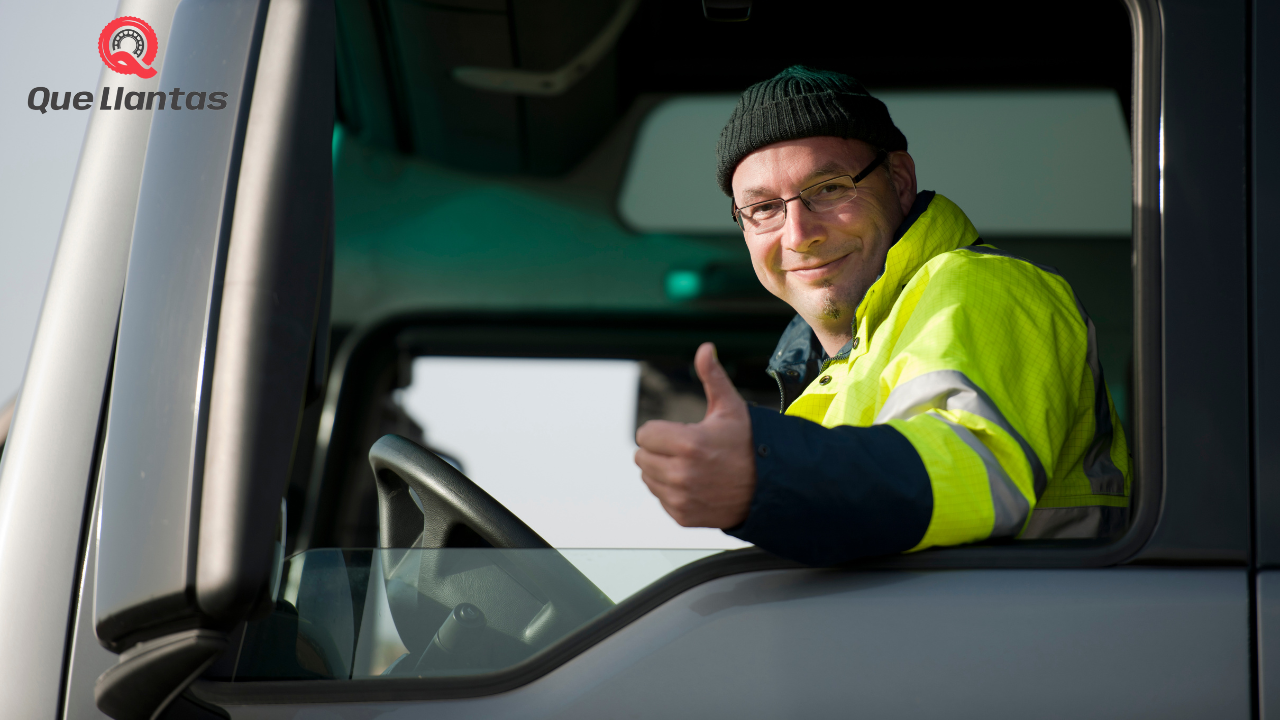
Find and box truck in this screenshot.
[0,0,1274,717]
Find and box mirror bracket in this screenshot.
[95,630,229,720]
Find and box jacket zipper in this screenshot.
[768,369,786,413]
[819,347,851,374]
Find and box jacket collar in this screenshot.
[854,191,977,331]
[765,191,979,409]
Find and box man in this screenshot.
[633,66,1131,565]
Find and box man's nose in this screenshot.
[780,199,825,253]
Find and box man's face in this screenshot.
[732,137,914,334]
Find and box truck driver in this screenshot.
[633,66,1131,565]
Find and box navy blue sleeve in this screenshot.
[725,406,933,566]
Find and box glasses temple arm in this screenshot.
[851,149,889,184]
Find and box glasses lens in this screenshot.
[740,200,787,233]
[802,177,856,212]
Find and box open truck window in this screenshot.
[201,0,1154,691]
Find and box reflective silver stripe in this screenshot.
[1079,311,1126,495]
[962,244,1125,496]
[1021,505,1129,540]
[875,369,1047,500]
[933,415,1030,538]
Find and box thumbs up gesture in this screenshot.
[635,342,756,529]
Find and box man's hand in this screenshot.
[635,342,756,529]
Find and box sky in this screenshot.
[0,0,117,405]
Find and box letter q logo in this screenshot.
[99,17,159,79]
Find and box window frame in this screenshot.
[195,0,1165,703]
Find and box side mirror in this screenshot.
[91,0,334,717]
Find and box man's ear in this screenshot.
[887,150,918,218]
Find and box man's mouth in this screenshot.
[786,253,850,282]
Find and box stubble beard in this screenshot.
[817,282,844,320]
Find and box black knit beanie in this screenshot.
[715,65,908,196]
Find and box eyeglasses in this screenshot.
[730,150,888,233]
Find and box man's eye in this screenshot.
[749,201,785,218]
[815,182,848,197]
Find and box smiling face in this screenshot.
[732,137,917,352]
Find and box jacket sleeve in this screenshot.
[871,250,1088,551]
[724,406,933,566]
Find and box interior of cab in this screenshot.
[216,0,1140,683]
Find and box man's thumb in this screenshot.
[695,342,738,417]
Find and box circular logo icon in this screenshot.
[99,17,159,79]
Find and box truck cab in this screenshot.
[1,0,1275,717]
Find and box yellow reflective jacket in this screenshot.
[779,192,1130,549]
[729,191,1130,563]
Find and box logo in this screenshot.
[99,17,158,79]
[26,15,229,116]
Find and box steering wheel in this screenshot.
[368,434,613,674]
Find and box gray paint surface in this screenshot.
[225,568,1249,720]
[94,0,265,631]
[1260,572,1280,720]
[1134,0,1251,561]
[1253,0,1280,567]
[0,0,180,715]
[63,483,118,720]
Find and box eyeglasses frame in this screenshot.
[730,149,890,232]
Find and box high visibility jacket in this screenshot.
[727,191,1130,564]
